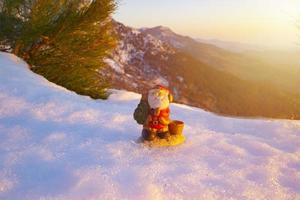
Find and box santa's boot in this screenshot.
[142,129,156,141]
[157,131,170,140]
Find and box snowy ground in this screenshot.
[0,52,300,200]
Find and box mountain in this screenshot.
[1,52,300,200]
[104,21,300,120]
[141,25,244,70]
[244,49,300,94]
[142,25,300,96]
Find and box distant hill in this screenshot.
[195,38,263,53]
[103,21,300,120]
[143,26,300,96]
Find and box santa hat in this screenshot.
[152,85,173,102]
[155,85,169,92]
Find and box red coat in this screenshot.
[148,108,170,130]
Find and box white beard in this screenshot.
[148,89,170,109]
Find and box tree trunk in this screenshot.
[13,42,22,56]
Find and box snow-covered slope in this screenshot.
[0,52,300,200]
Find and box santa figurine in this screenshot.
[134,85,185,145]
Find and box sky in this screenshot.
[114,0,300,50]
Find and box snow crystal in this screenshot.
[0,52,300,200]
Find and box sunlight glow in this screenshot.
[114,0,300,49]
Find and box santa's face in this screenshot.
[148,88,170,109]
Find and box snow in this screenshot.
[118,43,134,63]
[104,58,125,74]
[144,34,165,51]
[0,52,300,200]
[177,76,184,83]
[131,29,141,35]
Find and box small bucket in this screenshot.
[169,120,184,135]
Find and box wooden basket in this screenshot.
[169,120,184,135]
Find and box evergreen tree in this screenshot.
[0,0,116,99]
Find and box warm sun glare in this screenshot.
[115,0,300,49]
